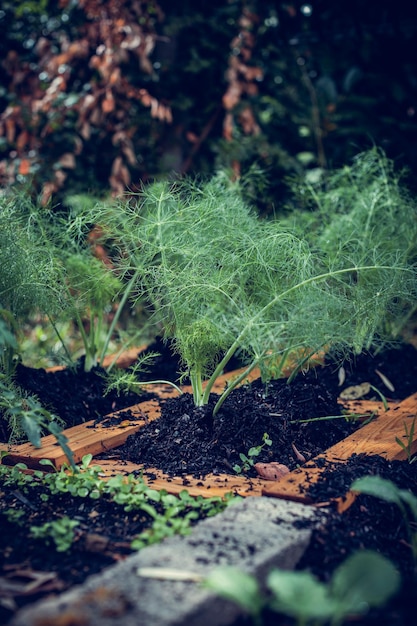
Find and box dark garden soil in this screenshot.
[0,485,154,623]
[1,341,417,624]
[100,341,417,478]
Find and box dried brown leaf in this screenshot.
[254,462,290,481]
[58,153,76,169]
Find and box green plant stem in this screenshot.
[190,367,205,406]
[46,314,73,365]
[98,269,141,367]
[288,413,375,424]
[212,358,262,416]
[286,346,323,384]
[131,379,183,395]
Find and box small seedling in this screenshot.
[233,433,272,474]
[3,507,26,525]
[395,418,417,464]
[204,550,400,626]
[1,455,238,551]
[105,352,182,398]
[30,516,80,552]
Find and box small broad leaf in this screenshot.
[39,458,57,469]
[398,489,417,521]
[331,550,400,614]
[20,415,41,448]
[204,566,263,616]
[81,453,93,468]
[267,569,337,620]
[351,475,403,507]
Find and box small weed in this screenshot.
[30,516,80,552]
[3,507,25,525]
[395,418,417,464]
[233,433,272,474]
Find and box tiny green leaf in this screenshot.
[267,569,337,620]
[204,566,263,617]
[331,551,401,615]
[351,475,403,507]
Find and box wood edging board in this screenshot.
[0,391,399,502]
[45,344,149,372]
[0,367,263,470]
[261,392,417,505]
[92,459,268,498]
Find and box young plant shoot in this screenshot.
[85,152,417,414]
[0,193,64,377]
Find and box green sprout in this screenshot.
[233,433,272,474]
[30,516,80,552]
[395,418,417,464]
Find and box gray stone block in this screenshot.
[10,497,324,626]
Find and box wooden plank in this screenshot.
[93,459,266,498]
[1,399,162,469]
[46,344,149,372]
[0,365,263,470]
[262,393,417,503]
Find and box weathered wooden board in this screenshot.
[0,399,161,469]
[0,367,262,470]
[45,344,149,373]
[2,358,413,503]
[93,459,266,498]
[261,392,417,503]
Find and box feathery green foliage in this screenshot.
[58,195,156,371]
[0,192,63,374]
[285,147,417,338]
[0,193,76,459]
[19,194,145,372]
[82,157,416,414]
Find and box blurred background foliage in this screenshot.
[1,0,417,213]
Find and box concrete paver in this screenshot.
[10,497,324,626]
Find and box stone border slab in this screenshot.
[10,497,323,626]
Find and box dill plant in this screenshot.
[284,147,417,340]
[84,164,416,415]
[0,192,74,459]
[20,194,145,372]
[0,193,64,375]
[58,195,142,371]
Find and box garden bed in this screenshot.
[3,342,417,490]
[2,342,417,625]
